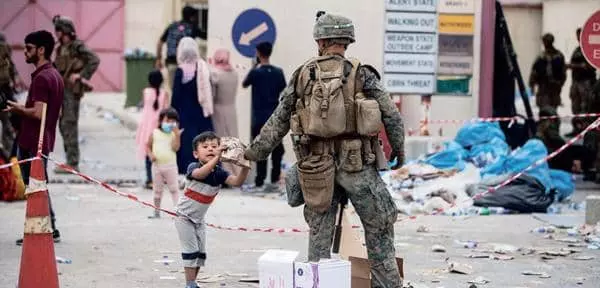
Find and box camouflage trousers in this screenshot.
[59,90,81,167]
[570,80,594,131]
[304,166,402,288]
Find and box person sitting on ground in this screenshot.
[174,131,249,288]
[535,106,594,178]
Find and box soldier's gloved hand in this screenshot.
[244,148,259,162]
[389,150,404,170]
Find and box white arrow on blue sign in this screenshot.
[231,8,277,58]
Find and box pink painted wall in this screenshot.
[1,0,124,92]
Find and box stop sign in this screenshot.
[581,10,600,69]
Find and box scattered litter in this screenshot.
[490,255,514,261]
[568,243,586,248]
[239,277,259,283]
[573,255,595,261]
[540,255,555,260]
[522,271,544,276]
[432,245,446,253]
[56,257,72,264]
[539,273,551,279]
[417,225,430,233]
[455,240,478,249]
[468,276,490,285]
[448,262,473,275]
[532,214,583,229]
[493,244,518,254]
[159,276,176,280]
[466,254,489,259]
[226,272,249,277]
[531,226,555,234]
[556,238,580,244]
[197,274,226,283]
[518,247,536,255]
[575,278,585,285]
[567,228,579,237]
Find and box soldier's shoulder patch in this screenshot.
[359,64,381,80]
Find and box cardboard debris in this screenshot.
[448,262,473,275]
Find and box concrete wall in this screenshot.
[503,5,543,86]
[124,0,172,53]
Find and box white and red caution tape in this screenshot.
[43,155,310,233]
[0,157,39,170]
[32,117,599,232]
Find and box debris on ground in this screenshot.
[468,276,490,285]
[432,244,447,253]
[417,225,430,233]
[448,262,473,275]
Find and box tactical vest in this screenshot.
[55,41,90,94]
[166,21,194,59]
[292,55,382,139]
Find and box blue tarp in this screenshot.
[455,122,506,147]
[480,139,553,193]
[422,141,467,171]
[549,169,575,201]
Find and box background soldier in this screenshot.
[0,32,25,159]
[567,27,597,137]
[52,15,100,172]
[244,13,405,287]
[529,33,567,110]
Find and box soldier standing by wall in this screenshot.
[529,33,567,110]
[52,15,100,172]
[244,13,405,287]
[567,27,597,137]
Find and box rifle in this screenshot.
[332,193,348,254]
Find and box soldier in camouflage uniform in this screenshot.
[585,78,600,183]
[0,32,23,159]
[529,33,567,110]
[244,13,404,288]
[567,28,597,137]
[52,16,100,172]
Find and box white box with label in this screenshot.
[258,250,299,288]
[294,259,351,288]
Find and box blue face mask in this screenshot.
[161,122,174,133]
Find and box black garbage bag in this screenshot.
[467,174,554,213]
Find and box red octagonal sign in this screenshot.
[581,10,600,69]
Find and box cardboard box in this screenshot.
[349,257,404,288]
[294,259,351,288]
[258,250,299,288]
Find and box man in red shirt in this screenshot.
[3,30,64,245]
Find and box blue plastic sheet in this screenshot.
[481,139,552,192]
[549,169,574,202]
[469,137,510,167]
[455,122,506,148]
[422,141,467,171]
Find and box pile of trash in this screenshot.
[383,122,575,215]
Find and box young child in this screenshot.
[147,108,182,219]
[135,70,168,189]
[174,132,249,288]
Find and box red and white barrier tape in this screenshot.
[43,155,310,233]
[34,118,599,231]
[421,112,600,125]
[0,157,39,170]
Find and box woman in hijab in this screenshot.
[210,49,240,176]
[171,37,214,174]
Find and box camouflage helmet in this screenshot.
[313,13,355,43]
[53,15,76,35]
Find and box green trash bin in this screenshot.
[125,58,156,108]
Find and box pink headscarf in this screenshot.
[212,49,232,71]
[176,37,213,117]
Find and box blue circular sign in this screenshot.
[231,8,277,58]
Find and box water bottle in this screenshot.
[547,205,562,214]
[56,257,72,264]
[479,207,490,216]
[489,207,505,215]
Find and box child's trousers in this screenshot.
[175,216,206,267]
[152,164,179,205]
